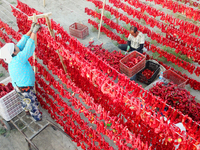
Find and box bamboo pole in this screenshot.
[97,0,106,39]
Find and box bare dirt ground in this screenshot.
[0,0,200,149]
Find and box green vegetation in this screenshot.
[95,7,101,14]
[149,39,159,46]
[10,1,16,4]
[112,40,119,47]
[0,128,6,135]
[0,72,4,78]
[152,51,167,62]
[0,38,5,43]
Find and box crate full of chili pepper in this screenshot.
[0,77,23,121]
[136,61,160,85]
[120,51,146,77]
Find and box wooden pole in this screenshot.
[33,13,37,73]
[98,0,106,39]
[44,16,67,74]
[28,12,51,20]
[29,12,67,85]
[43,0,45,7]
[32,13,37,92]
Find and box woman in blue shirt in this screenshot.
[0,23,42,121]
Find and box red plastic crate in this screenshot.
[120,51,146,77]
[163,70,188,88]
[69,23,89,39]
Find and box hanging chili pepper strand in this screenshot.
[36,76,112,150]
[35,58,150,149]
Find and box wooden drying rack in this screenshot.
[28,13,67,92]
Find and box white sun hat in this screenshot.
[0,43,15,64]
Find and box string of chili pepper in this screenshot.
[30,30,152,149]
[51,35,198,149]
[86,0,200,64]
[173,0,200,8]
[142,0,200,21]
[47,32,198,149]
[122,0,200,36]
[86,3,200,52]
[40,22,200,144]
[35,75,113,150]
[35,62,149,150]
[166,34,200,54]
[34,55,151,150]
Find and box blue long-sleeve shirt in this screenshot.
[8,35,35,87]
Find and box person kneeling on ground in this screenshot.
[118,26,145,54]
[0,22,42,121]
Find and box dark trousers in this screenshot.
[118,44,143,54]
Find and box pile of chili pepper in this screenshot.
[0,82,14,98]
[142,69,155,79]
[123,56,143,68]
[86,41,124,72]
[150,81,200,122]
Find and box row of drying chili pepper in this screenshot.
[33,23,151,149]
[86,0,200,63]
[34,58,149,150]
[43,27,200,149]
[87,17,200,77]
[123,0,200,37]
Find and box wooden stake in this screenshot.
[28,12,51,20]
[29,12,67,90]
[32,13,37,92]
[43,0,45,7]
[33,13,37,73]
[44,16,67,74]
[98,0,106,39]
